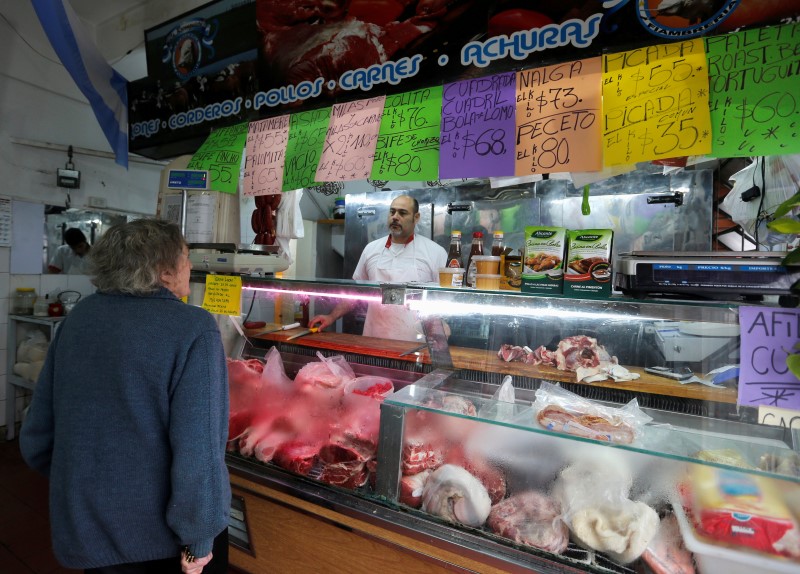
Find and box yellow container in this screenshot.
[475,274,501,290]
[438,268,465,288]
[472,255,501,275]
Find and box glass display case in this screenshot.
[222,275,800,574]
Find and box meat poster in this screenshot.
[186,122,249,194]
[316,97,385,182]
[282,107,331,191]
[602,39,712,167]
[738,306,800,410]
[440,72,516,179]
[243,115,289,196]
[706,22,800,158]
[372,87,442,181]
[515,58,602,176]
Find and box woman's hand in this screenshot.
[181,551,212,574]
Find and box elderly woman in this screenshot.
[21,219,229,574]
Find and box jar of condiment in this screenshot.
[333,197,345,219]
[12,287,37,315]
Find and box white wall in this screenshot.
[0,3,164,434]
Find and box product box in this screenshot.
[521,226,567,294]
[564,229,613,298]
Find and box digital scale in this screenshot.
[189,243,289,275]
[615,251,799,303]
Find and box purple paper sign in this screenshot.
[738,306,800,409]
[439,72,516,179]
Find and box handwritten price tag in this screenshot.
[316,96,385,182]
[440,73,515,179]
[372,87,442,181]
[187,123,248,194]
[282,108,331,191]
[243,115,289,196]
[515,58,601,175]
[738,306,800,410]
[602,39,712,166]
[201,274,242,316]
[706,22,800,157]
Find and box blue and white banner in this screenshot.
[32,0,129,168]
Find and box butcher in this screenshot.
[310,194,446,341]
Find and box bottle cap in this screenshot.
[493,230,504,237]
[451,230,461,237]
[472,231,483,238]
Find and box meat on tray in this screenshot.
[536,405,635,444]
[402,437,444,475]
[422,464,492,528]
[399,470,432,508]
[273,441,320,476]
[486,491,569,555]
[497,336,617,381]
[642,514,696,574]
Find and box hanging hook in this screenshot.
[66,145,74,170]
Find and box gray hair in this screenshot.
[89,219,188,295]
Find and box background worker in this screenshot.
[48,227,91,274]
[310,194,447,342]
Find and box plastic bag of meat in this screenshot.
[642,514,696,574]
[295,351,355,389]
[532,382,652,444]
[227,357,266,441]
[487,491,570,555]
[422,464,492,528]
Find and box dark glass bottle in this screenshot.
[446,230,463,268]
[466,231,484,288]
[491,230,505,256]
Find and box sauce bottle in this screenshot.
[491,230,505,256]
[446,230,463,268]
[466,231,484,288]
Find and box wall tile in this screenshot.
[0,272,9,299]
[67,274,94,296]
[40,274,69,296]
[10,274,41,293]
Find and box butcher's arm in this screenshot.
[309,299,354,331]
[19,330,61,477]
[166,326,230,560]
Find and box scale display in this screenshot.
[167,170,209,190]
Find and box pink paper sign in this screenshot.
[243,115,290,196]
[316,96,385,182]
[738,306,800,409]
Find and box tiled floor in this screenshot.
[0,438,78,574]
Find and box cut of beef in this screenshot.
[272,441,320,475]
[317,443,370,489]
[399,470,432,508]
[402,438,444,475]
[487,491,569,554]
[555,335,613,372]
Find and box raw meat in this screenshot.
[642,514,696,574]
[555,336,613,372]
[399,470,432,508]
[273,441,320,476]
[496,344,558,367]
[536,405,635,444]
[487,491,569,554]
[318,442,370,489]
[445,446,507,505]
[402,438,444,475]
[422,464,492,528]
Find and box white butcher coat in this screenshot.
[353,234,447,341]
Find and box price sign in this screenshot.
[372,87,442,181]
[316,96,385,182]
[602,39,712,166]
[706,22,800,157]
[282,107,331,191]
[243,115,289,196]
[201,274,242,316]
[515,58,602,175]
[187,123,248,194]
[440,72,516,179]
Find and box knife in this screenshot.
[285,326,320,341]
[249,322,301,336]
[398,343,428,357]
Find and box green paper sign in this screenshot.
[282,107,331,191]
[186,123,248,194]
[371,87,442,181]
[706,22,800,157]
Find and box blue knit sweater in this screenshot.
[20,288,230,569]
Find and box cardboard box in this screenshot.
[563,229,613,298]
[521,226,566,294]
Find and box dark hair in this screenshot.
[89,219,188,295]
[64,228,87,247]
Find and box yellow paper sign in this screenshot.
[602,39,712,166]
[201,274,242,316]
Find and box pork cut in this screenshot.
[555,335,613,372]
[399,470,432,508]
[402,438,444,475]
[422,464,492,528]
[487,491,569,554]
